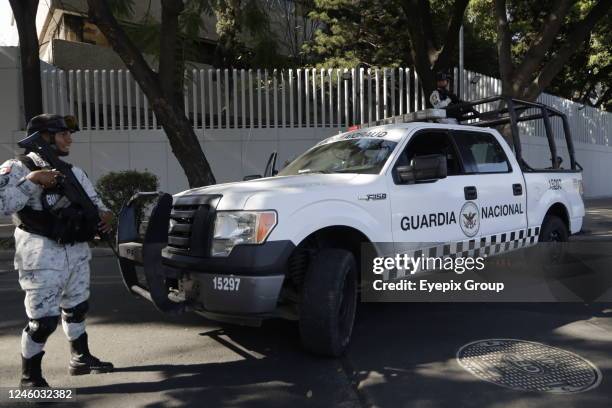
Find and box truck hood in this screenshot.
[174,173,360,209]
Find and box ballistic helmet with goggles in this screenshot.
[26,114,69,136]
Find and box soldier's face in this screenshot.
[53,131,72,154]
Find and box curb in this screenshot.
[0,247,115,261]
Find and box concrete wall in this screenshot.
[0,48,23,136]
[522,136,612,198]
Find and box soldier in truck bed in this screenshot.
[429,72,477,122]
[0,114,114,388]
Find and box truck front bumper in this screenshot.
[116,192,295,318]
[164,240,295,314]
[181,272,285,314]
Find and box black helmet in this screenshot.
[63,115,80,132]
[435,71,451,82]
[26,113,70,136]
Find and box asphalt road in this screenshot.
[0,200,611,407]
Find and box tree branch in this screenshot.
[87,0,216,186]
[398,0,437,98]
[159,0,184,106]
[524,0,612,100]
[494,0,514,95]
[434,0,469,72]
[418,0,437,65]
[513,0,573,89]
[9,0,42,123]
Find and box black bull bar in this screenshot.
[116,192,184,313]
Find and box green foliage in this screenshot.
[95,170,159,233]
[304,0,413,68]
[467,0,611,109]
[107,0,136,18]
[110,0,282,68]
[305,0,609,110]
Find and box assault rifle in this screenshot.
[17,131,118,256]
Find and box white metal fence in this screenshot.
[40,67,436,131]
[41,67,611,147]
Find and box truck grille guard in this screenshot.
[116,191,222,313]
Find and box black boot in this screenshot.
[20,351,50,388]
[69,333,114,375]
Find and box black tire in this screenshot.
[299,248,357,357]
[539,215,569,242]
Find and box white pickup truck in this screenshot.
[117,96,584,356]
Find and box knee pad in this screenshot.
[25,316,59,343]
[61,300,89,323]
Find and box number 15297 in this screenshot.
[212,276,241,291]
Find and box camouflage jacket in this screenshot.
[0,153,108,270]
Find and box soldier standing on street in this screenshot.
[0,114,114,388]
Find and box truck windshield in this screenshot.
[278,138,397,175]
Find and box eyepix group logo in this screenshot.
[460,201,480,237]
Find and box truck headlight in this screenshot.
[211,211,277,257]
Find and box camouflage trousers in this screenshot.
[18,261,90,320]
[19,260,90,357]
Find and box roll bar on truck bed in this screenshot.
[352,95,581,173]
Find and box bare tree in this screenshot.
[9,0,42,123]
[87,0,216,187]
[494,0,612,101]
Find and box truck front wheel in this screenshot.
[299,249,357,357]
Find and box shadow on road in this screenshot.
[2,257,611,407]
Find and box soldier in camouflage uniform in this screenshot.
[0,114,114,388]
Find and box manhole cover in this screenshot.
[457,339,602,393]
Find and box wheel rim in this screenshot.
[548,229,562,242]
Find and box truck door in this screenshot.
[450,129,527,241]
[388,129,484,245]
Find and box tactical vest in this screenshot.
[15,155,98,244]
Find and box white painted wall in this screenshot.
[0,47,23,135]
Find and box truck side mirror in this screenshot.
[396,154,447,184]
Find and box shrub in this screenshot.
[95,170,159,234]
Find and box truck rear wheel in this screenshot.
[299,249,357,357]
[539,215,569,242]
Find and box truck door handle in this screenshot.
[464,186,477,200]
[513,183,523,196]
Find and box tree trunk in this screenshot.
[9,0,42,124]
[495,0,611,102]
[522,0,612,101]
[399,0,468,106]
[159,0,184,108]
[87,0,216,187]
[493,0,514,97]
